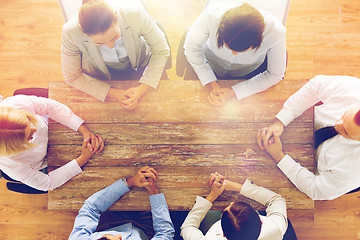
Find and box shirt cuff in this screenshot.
[149,193,168,208]
[69,159,83,175]
[232,83,249,100]
[194,196,213,209]
[114,179,131,194]
[275,107,295,127]
[240,179,278,206]
[277,154,297,174]
[197,70,217,86]
[73,118,85,132]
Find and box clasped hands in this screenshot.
[127,166,160,195]
[76,124,105,167]
[207,82,235,106]
[256,119,286,163]
[108,84,150,110]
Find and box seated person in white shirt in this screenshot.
[0,95,104,191]
[181,172,288,240]
[61,0,170,109]
[184,2,286,106]
[257,75,360,200]
[69,166,175,240]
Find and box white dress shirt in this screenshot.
[276,75,360,200]
[184,2,286,100]
[0,95,84,191]
[180,179,287,240]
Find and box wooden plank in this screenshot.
[49,79,309,103]
[48,122,313,145]
[48,186,313,211]
[48,80,313,123]
[47,143,314,167]
[47,99,313,123]
[48,166,314,190]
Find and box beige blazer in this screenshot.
[61,1,170,101]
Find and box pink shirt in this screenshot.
[0,95,84,191]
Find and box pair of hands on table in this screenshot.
[206,172,244,203]
[108,84,150,110]
[207,82,236,107]
[127,166,160,195]
[76,124,105,167]
[257,119,286,163]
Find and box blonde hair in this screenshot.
[0,107,37,156]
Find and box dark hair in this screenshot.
[354,109,360,126]
[217,3,265,52]
[97,237,109,240]
[221,202,261,240]
[79,0,117,35]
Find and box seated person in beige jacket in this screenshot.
[181,172,288,240]
[61,0,170,109]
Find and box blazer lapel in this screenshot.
[117,10,138,70]
[83,39,111,79]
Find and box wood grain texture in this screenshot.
[47,144,314,167]
[1,0,360,239]
[49,80,313,123]
[48,122,313,145]
[48,187,313,211]
[47,79,315,211]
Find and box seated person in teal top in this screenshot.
[68,166,175,240]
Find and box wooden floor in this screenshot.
[0,0,359,239]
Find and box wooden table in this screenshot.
[47,79,314,211]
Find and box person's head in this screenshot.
[221,202,262,240]
[97,234,122,240]
[0,107,37,156]
[79,0,120,48]
[217,3,265,55]
[335,104,360,141]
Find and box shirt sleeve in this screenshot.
[150,193,175,240]
[8,159,82,191]
[232,32,287,100]
[2,95,84,131]
[135,7,170,89]
[277,154,351,200]
[184,10,218,86]
[69,179,130,240]
[180,196,212,240]
[240,179,288,237]
[61,24,112,102]
[275,75,327,126]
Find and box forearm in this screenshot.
[277,155,335,200]
[19,159,82,191]
[181,196,212,239]
[150,193,175,240]
[138,8,170,89]
[232,70,283,100]
[276,76,326,126]
[65,72,111,102]
[69,179,130,238]
[225,180,243,192]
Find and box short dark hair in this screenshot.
[217,3,265,52]
[221,202,261,240]
[79,0,117,35]
[354,109,360,126]
[97,237,109,240]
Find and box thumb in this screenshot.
[273,131,280,143]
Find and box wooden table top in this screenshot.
[47,79,314,211]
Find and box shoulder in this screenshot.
[62,16,87,41]
[115,1,148,22]
[261,10,286,39]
